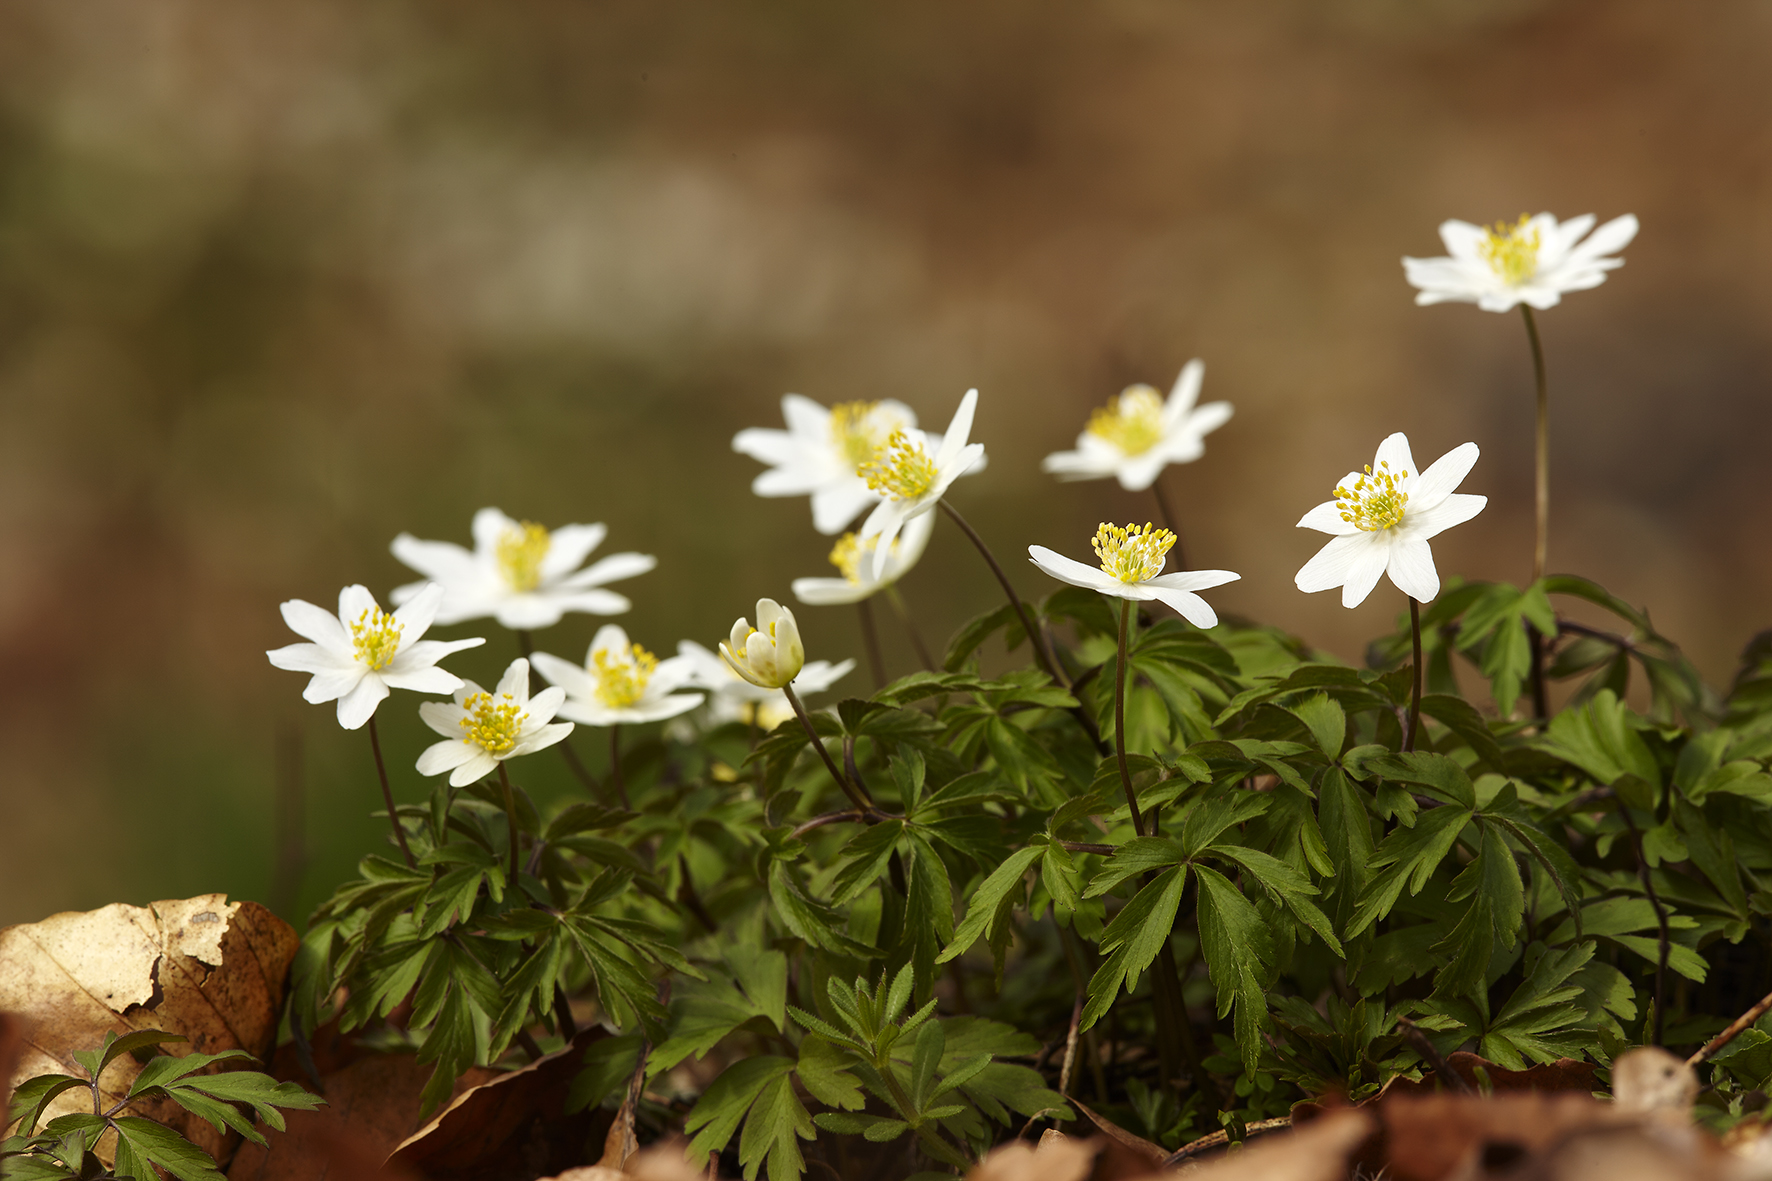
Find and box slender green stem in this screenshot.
[1405,599,1424,753]
[857,597,886,689]
[1521,305,1549,582]
[885,584,935,671]
[1619,804,1670,1046]
[1150,477,1188,572]
[496,762,522,885]
[367,715,415,868]
[783,683,870,811]
[938,500,1062,685]
[1115,599,1146,837]
[608,724,631,809]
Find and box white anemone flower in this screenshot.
[1403,212,1639,313]
[733,396,934,535]
[854,388,987,580]
[677,641,854,731]
[390,507,655,630]
[1295,433,1487,608]
[792,508,934,607]
[1028,523,1239,629]
[531,625,703,727]
[1041,361,1233,491]
[719,598,806,690]
[267,583,485,730]
[415,658,573,786]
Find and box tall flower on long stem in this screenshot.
[1041,360,1231,562]
[391,508,655,630]
[1029,524,1238,833]
[267,582,484,866]
[1295,432,1486,747]
[416,658,574,882]
[792,510,935,689]
[676,641,853,732]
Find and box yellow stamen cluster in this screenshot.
[1093,522,1175,583]
[830,401,893,473]
[860,430,937,501]
[1085,385,1166,456]
[349,606,404,671]
[592,642,658,709]
[1335,462,1410,532]
[459,691,526,754]
[828,532,895,584]
[496,521,551,592]
[1479,214,1541,286]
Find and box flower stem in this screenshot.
[517,627,604,795]
[783,683,870,812]
[937,499,1062,685]
[885,585,935,671]
[1520,305,1549,582]
[496,762,522,886]
[1150,477,1188,572]
[1116,598,1146,837]
[856,597,886,689]
[367,715,415,868]
[608,724,631,810]
[1404,599,1424,753]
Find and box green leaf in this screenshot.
[1194,864,1273,1075]
[939,846,1043,963]
[566,1032,644,1113]
[737,1069,815,1181]
[686,1057,801,1180]
[6,1075,89,1138]
[1288,693,1346,760]
[1540,690,1660,788]
[1207,844,1342,955]
[1433,823,1525,999]
[829,820,906,906]
[1081,866,1187,1029]
[944,603,1025,671]
[1363,752,1476,808]
[794,1037,865,1110]
[909,1020,944,1112]
[1418,694,1506,774]
[111,1116,226,1181]
[1082,837,1185,897]
[1349,804,1471,936]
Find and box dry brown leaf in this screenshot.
[225,1051,491,1180]
[0,1010,26,1117]
[537,1139,715,1181]
[1072,1098,1170,1177]
[384,1026,612,1179]
[1175,1109,1375,1181]
[0,894,299,1169]
[966,1129,1097,1181]
[1612,1046,1700,1116]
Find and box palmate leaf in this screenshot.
[1194,864,1273,1076]
[1349,804,1471,936]
[685,1057,807,1181]
[939,845,1043,963]
[123,1049,321,1146]
[1081,866,1187,1029]
[112,1115,226,1181]
[6,1075,91,1138]
[1207,843,1342,955]
[1432,823,1525,999]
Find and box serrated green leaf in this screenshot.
[1349,804,1471,936]
[1194,864,1272,1075]
[939,846,1042,963]
[1081,866,1186,1029]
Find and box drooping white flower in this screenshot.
[1295,433,1487,608]
[1028,523,1239,629]
[733,396,928,535]
[677,640,854,731]
[1041,361,1233,492]
[267,583,485,730]
[415,658,573,786]
[791,508,934,607]
[531,625,703,727]
[1403,212,1639,313]
[390,507,655,630]
[719,598,806,690]
[854,388,987,579]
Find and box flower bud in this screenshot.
[719,598,805,689]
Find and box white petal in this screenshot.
[1027,547,1118,594]
[810,480,878,535]
[417,739,477,776]
[790,658,855,695]
[267,642,352,675]
[540,523,609,582]
[1407,493,1487,541]
[529,651,597,699]
[1297,500,1359,536]
[751,463,826,497]
[1115,451,1168,492]
[379,666,464,695]
[472,507,518,555]
[1436,220,1487,260]
[419,699,467,739]
[1181,400,1232,441]
[1146,568,1240,593]
[496,659,532,704]
[302,667,364,705]
[1295,532,1379,594]
[780,392,831,437]
[1386,537,1441,604]
[335,675,390,729]
[391,636,485,671]
[1164,359,1204,418]
[1372,433,1418,482]
[390,582,445,643]
[558,551,656,591]
[449,751,500,787]
[337,585,380,628]
[279,599,351,653]
[525,685,567,726]
[1340,538,1393,608]
[539,590,634,618]
[494,597,569,630]
[512,721,574,757]
[1566,212,1637,264]
[1408,442,1480,512]
[389,535,477,583]
[731,425,799,464]
[1041,447,1112,480]
[933,390,978,469]
[590,624,630,659]
[793,577,869,606]
[1147,587,1219,628]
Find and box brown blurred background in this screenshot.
[2,0,1769,927]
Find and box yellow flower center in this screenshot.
[495,521,551,592]
[592,642,658,709]
[1086,385,1166,456]
[1092,522,1175,583]
[860,430,937,501]
[829,401,900,474]
[828,532,898,584]
[459,691,526,755]
[1335,462,1410,532]
[1478,214,1540,286]
[349,606,404,671]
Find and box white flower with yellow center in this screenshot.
[1403,212,1639,313]
[733,395,940,535]
[791,508,934,607]
[531,625,703,727]
[676,640,854,731]
[1295,433,1487,608]
[415,658,573,786]
[1041,361,1233,491]
[390,507,655,630]
[1028,523,1239,628]
[266,583,485,730]
[854,388,987,580]
[718,598,806,690]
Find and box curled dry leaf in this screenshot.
[966,1129,1097,1181]
[1179,1109,1376,1181]
[0,894,298,1169]
[539,1139,716,1180]
[0,1010,26,1116]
